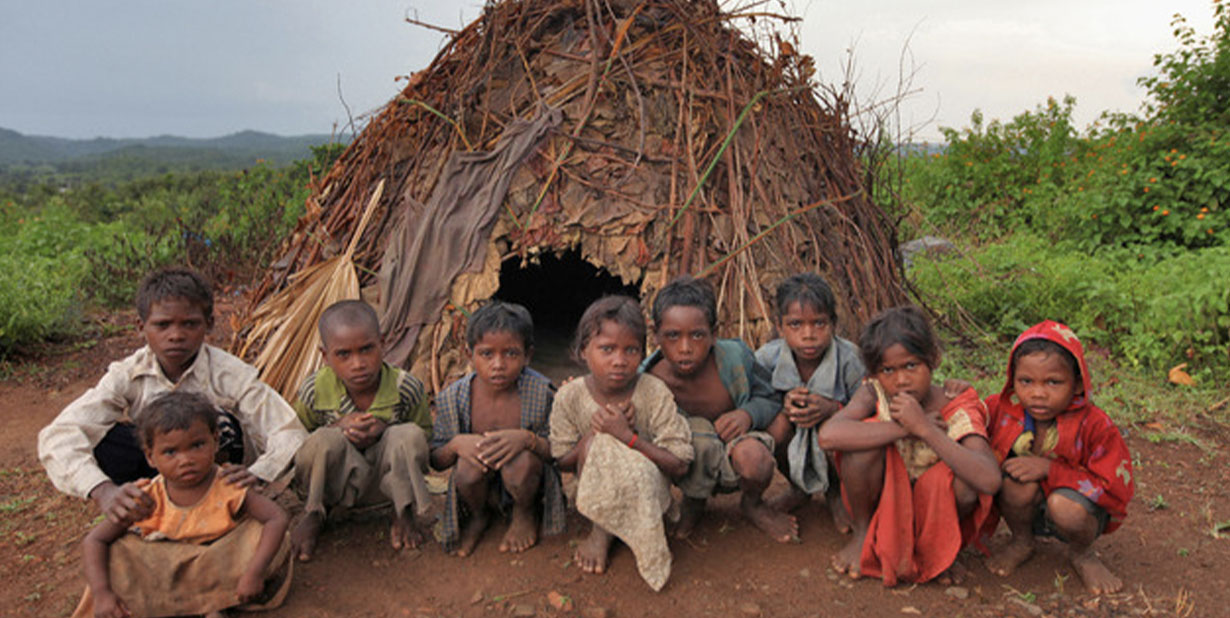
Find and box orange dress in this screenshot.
[853,386,995,586]
[131,471,247,543]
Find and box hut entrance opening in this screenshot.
[493,249,640,383]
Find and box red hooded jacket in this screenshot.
[984,321,1134,533]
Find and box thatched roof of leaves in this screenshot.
[235,0,907,398]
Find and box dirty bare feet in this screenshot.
[291,511,324,562]
[832,529,866,577]
[673,497,706,539]
[766,484,810,513]
[987,537,1035,577]
[456,507,490,557]
[390,508,425,551]
[825,487,852,534]
[498,503,538,553]
[1071,549,1122,594]
[741,493,800,543]
[575,524,613,574]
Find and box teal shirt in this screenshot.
[640,338,782,430]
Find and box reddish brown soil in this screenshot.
[2,312,1228,617]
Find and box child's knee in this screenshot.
[500,451,544,496]
[454,457,489,488]
[998,477,1042,509]
[295,427,350,465]
[952,476,979,511]
[385,424,429,452]
[1046,491,1098,535]
[729,438,773,478]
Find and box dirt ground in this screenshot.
[2,310,1229,618]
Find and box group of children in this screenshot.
[36,266,1135,616]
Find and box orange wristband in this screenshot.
[626,433,638,449]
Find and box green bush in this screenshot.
[911,236,1230,380]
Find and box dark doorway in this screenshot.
[494,249,641,383]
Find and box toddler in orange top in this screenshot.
[76,391,290,618]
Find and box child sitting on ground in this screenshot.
[641,276,794,543]
[983,320,1134,594]
[817,306,1001,586]
[290,300,433,560]
[756,273,865,533]
[430,301,565,556]
[39,267,306,525]
[550,296,693,591]
[76,391,291,618]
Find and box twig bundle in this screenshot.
[234,0,907,389]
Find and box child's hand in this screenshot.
[236,569,264,604]
[336,413,387,449]
[219,463,261,489]
[714,409,752,442]
[478,429,534,470]
[784,388,840,429]
[92,481,155,526]
[450,434,488,473]
[590,402,635,444]
[942,378,973,400]
[93,588,130,618]
[1002,455,1050,483]
[887,392,930,437]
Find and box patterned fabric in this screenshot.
[293,363,430,434]
[130,471,246,544]
[870,380,987,481]
[433,368,564,553]
[38,344,306,498]
[984,320,1134,534]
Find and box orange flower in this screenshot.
[1172,161,1179,166]
[1144,187,1150,193]
[1153,205,1160,211]
[1209,228,1215,235]
[1170,148,1178,154]
[1162,209,1170,216]
[1150,177,1158,183]
[1201,207,1209,213]
[1179,154,1186,160]
[1198,213,1206,220]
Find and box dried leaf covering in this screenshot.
[234,0,907,393]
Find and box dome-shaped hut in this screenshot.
[236,0,907,396]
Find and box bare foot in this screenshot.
[986,537,1035,577]
[766,484,810,513]
[1071,549,1122,594]
[390,508,425,550]
[575,525,613,574]
[741,494,800,543]
[832,530,866,577]
[456,508,490,557]
[825,488,853,535]
[498,504,539,553]
[291,511,323,562]
[937,559,968,585]
[673,497,706,539]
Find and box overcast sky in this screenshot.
[0,1,1216,141]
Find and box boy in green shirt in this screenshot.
[290,300,433,561]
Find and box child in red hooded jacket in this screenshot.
[984,321,1134,594]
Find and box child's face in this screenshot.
[1012,351,1081,422]
[321,323,384,397]
[776,301,834,365]
[582,319,643,394]
[145,419,218,489]
[469,329,530,391]
[653,305,714,376]
[874,343,934,403]
[139,297,211,381]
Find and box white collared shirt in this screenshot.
[38,344,307,498]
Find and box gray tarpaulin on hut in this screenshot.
[379,106,563,367]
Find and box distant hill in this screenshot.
[0,127,344,179]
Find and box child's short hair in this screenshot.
[651,275,717,329]
[137,391,219,450]
[858,306,941,373]
[775,272,837,322]
[1012,338,1081,385]
[318,300,380,349]
[136,268,213,322]
[572,296,646,363]
[466,301,534,350]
